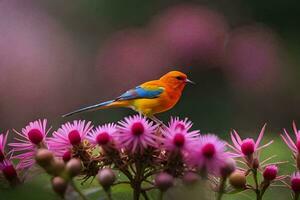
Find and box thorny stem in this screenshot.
[216,177,226,200]
[70,180,88,200]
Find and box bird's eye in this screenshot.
[176,76,183,80]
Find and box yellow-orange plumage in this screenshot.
[63,71,194,118]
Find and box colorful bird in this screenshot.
[62,71,194,122]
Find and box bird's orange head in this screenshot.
[159,71,194,91]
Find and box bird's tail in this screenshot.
[62,100,128,117]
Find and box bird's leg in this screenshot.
[149,116,167,128]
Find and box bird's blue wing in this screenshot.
[116,86,164,101]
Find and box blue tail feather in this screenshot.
[62,100,115,117]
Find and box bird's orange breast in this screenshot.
[132,86,182,115]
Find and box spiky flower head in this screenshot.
[0,134,20,185]
[0,132,8,162]
[1,162,18,183]
[188,134,228,175]
[228,124,272,158]
[263,165,278,181]
[281,122,300,154]
[9,119,50,169]
[168,117,195,132]
[117,115,159,153]
[87,123,117,146]
[291,172,300,193]
[162,117,199,153]
[48,120,93,158]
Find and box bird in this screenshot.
[62,71,194,123]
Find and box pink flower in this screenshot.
[0,132,8,162]
[9,119,50,169]
[240,138,255,156]
[263,165,278,181]
[167,117,195,132]
[0,132,20,185]
[87,123,117,146]
[228,124,272,157]
[117,115,159,153]
[1,161,18,182]
[281,122,300,153]
[48,120,93,157]
[62,150,72,162]
[162,117,199,152]
[291,172,300,193]
[189,134,228,175]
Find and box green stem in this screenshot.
[70,180,88,200]
[252,169,261,200]
[216,177,226,200]
[112,181,131,186]
[295,193,299,200]
[158,191,164,200]
[133,156,143,200]
[105,189,113,200]
[133,183,141,200]
[141,190,150,200]
[260,181,270,200]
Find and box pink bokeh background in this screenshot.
[0,1,297,133]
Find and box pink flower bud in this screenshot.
[2,165,18,181]
[66,158,82,177]
[291,172,300,193]
[131,122,145,136]
[173,133,185,147]
[182,172,199,185]
[0,150,4,162]
[220,158,236,178]
[175,123,186,131]
[97,168,116,190]
[52,177,68,197]
[96,132,110,145]
[28,129,44,145]
[263,165,278,181]
[154,172,174,191]
[68,130,82,145]
[51,158,66,176]
[62,150,72,162]
[241,138,255,156]
[202,143,216,158]
[297,139,300,152]
[35,149,54,168]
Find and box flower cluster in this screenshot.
[0,116,298,200]
[281,122,300,199]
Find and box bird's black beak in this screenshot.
[186,79,195,85]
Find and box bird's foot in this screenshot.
[149,116,167,129]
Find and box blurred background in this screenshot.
[1,1,300,200]
[1,0,300,136]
